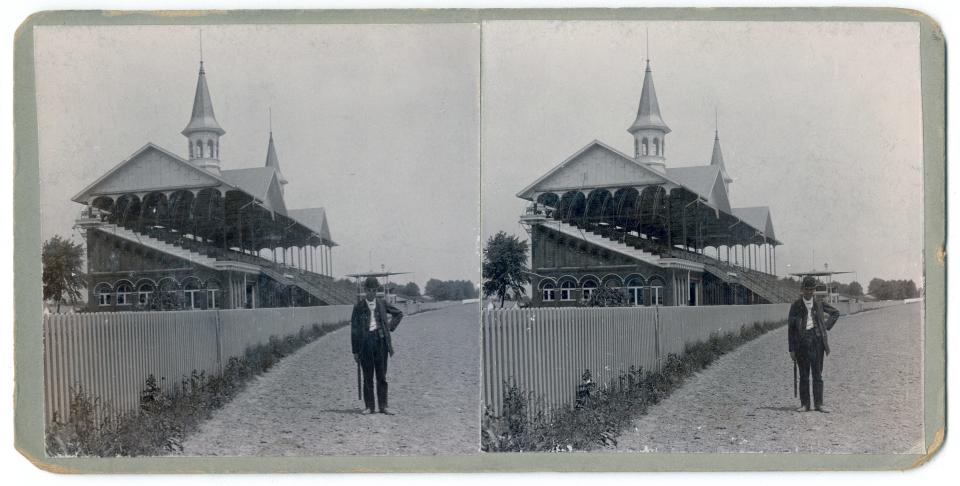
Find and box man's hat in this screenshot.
[363,276,380,291]
[801,276,818,290]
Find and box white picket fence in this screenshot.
[43,305,352,425]
[482,300,908,418]
[482,304,792,418]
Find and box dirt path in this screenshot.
[179,304,480,456]
[616,303,924,454]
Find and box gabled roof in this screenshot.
[220,166,286,214]
[732,206,776,240]
[287,207,335,245]
[517,140,672,199]
[666,165,732,213]
[182,63,225,136]
[628,60,671,134]
[71,143,231,203]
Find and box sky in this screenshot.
[34,24,481,290]
[481,20,924,286]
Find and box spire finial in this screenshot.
[199,28,204,70]
[269,107,273,135]
[645,25,649,63]
[715,107,719,139]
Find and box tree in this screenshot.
[586,286,627,307]
[42,235,86,312]
[482,231,530,308]
[401,282,420,297]
[847,281,863,297]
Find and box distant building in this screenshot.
[72,61,355,311]
[519,59,795,307]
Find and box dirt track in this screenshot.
[616,303,924,454]
[179,304,480,456]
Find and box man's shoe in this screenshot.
[361,408,376,415]
[814,406,830,413]
[379,408,395,415]
[795,405,810,413]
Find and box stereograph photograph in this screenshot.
[12,8,944,473]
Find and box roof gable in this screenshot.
[72,143,224,203]
[732,206,776,239]
[221,166,287,214]
[517,141,669,199]
[287,207,334,244]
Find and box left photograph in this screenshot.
[36,23,481,456]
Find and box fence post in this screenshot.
[654,304,661,371]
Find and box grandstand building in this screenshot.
[519,59,796,307]
[73,61,355,311]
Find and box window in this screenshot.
[206,280,222,309]
[648,277,665,306]
[116,282,134,306]
[183,278,202,310]
[653,138,660,156]
[641,138,649,156]
[95,283,112,306]
[196,140,203,158]
[188,140,193,158]
[581,280,598,302]
[559,280,576,301]
[207,140,215,159]
[138,282,155,307]
[540,281,556,302]
[626,277,645,306]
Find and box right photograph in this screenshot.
[480,21,925,454]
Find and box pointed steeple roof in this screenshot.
[182,62,225,136]
[628,60,671,134]
[265,131,288,185]
[711,130,733,183]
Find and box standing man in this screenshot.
[351,276,404,415]
[788,276,841,413]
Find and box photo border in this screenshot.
[13,8,945,473]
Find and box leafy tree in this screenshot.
[482,231,530,308]
[42,235,86,312]
[847,281,863,297]
[586,286,627,307]
[401,282,420,297]
[424,279,478,300]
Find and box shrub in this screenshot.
[482,319,787,452]
[46,319,349,456]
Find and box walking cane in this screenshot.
[793,358,798,398]
[356,361,362,401]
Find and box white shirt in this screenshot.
[803,298,815,330]
[366,299,378,332]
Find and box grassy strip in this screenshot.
[482,319,786,452]
[46,320,349,457]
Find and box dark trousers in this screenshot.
[797,328,825,408]
[360,332,389,411]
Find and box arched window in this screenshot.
[653,138,660,156]
[182,277,203,310]
[581,279,598,302]
[215,141,220,158]
[207,140,215,159]
[559,280,576,301]
[206,279,222,309]
[196,140,203,158]
[188,140,194,158]
[94,283,112,307]
[634,138,640,158]
[648,276,665,306]
[539,280,556,302]
[660,138,665,156]
[626,276,645,306]
[641,138,649,156]
[158,278,179,311]
[137,281,155,307]
[115,281,134,306]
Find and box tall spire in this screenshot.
[182,62,225,136]
[265,129,288,186]
[711,122,733,184]
[628,60,671,135]
[628,58,671,173]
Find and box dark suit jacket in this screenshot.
[788,298,840,355]
[351,298,404,356]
